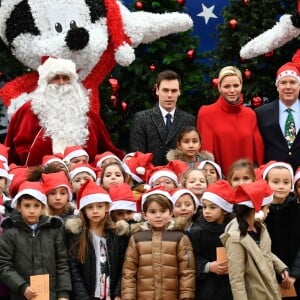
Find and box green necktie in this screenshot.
[284,108,296,148]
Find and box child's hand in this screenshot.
[209,260,228,275]
[58,298,69,300]
[24,286,37,299]
[114,297,122,300]
[280,270,293,289]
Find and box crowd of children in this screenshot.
[1,127,300,299]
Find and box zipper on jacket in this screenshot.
[185,249,190,269]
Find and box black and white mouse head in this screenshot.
[0,0,134,80]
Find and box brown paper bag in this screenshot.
[30,274,49,300]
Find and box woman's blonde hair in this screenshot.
[218,66,242,86]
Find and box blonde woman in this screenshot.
[197,66,264,176]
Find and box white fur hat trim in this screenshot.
[11,189,47,208]
[148,170,178,186]
[69,166,96,182]
[79,193,111,210]
[201,191,233,213]
[109,200,137,213]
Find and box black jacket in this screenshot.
[187,215,233,300]
[0,214,71,300]
[129,104,195,166]
[65,217,129,300]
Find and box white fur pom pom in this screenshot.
[143,184,151,191]
[136,167,145,175]
[114,43,135,67]
[133,212,143,222]
[73,209,80,216]
[254,210,265,222]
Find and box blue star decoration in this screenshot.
[122,0,229,53]
[197,4,218,25]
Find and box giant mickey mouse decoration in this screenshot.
[0,0,193,166]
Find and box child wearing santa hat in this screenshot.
[221,179,291,300]
[121,186,195,299]
[65,180,129,300]
[41,171,74,220]
[180,168,208,202]
[146,160,188,191]
[170,188,199,231]
[263,161,300,297]
[63,145,89,170]
[187,180,234,300]
[198,160,223,184]
[121,151,154,199]
[42,153,68,173]
[108,183,138,223]
[69,163,97,196]
[227,158,256,189]
[100,161,129,191]
[0,181,72,300]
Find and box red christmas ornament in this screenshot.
[243,0,250,5]
[244,69,252,80]
[251,96,263,108]
[110,95,117,107]
[264,50,274,57]
[121,101,128,111]
[229,19,238,29]
[135,1,143,10]
[177,0,186,6]
[149,64,156,72]
[186,49,196,60]
[108,78,119,94]
[212,78,219,88]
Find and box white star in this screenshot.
[197,4,218,25]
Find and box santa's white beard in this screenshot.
[31,82,90,154]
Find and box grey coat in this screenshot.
[129,104,195,165]
[0,214,72,300]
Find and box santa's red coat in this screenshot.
[197,96,264,176]
[5,101,124,166]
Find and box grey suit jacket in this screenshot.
[129,104,195,166]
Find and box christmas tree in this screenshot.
[99,0,206,150]
[204,0,299,106]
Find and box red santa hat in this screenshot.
[141,186,173,211]
[42,171,72,201]
[201,180,234,213]
[103,0,135,66]
[95,151,121,168]
[147,160,188,186]
[275,61,300,86]
[11,181,47,208]
[198,160,223,179]
[42,154,68,169]
[262,161,294,190]
[63,146,89,163]
[77,180,111,210]
[169,188,199,208]
[37,57,78,85]
[69,163,97,182]
[122,151,153,183]
[108,183,137,212]
[234,179,274,212]
[8,164,28,198]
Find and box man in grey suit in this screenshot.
[129,70,195,166]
